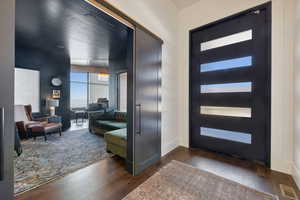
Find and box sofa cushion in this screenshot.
[107,143,126,158]
[96,120,127,129]
[115,112,127,122]
[87,103,105,112]
[105,128,127,147]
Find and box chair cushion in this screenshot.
[26,121,47,129]
[30,123,62,133]
[44,123,62,133]
[15,105,29,123]
[105,128,127,147]
[96,120,127,129]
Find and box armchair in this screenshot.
[24,105,49,122]
[15,105,42,139]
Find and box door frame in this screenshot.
[189,2,272,167]
[0,0,15,199]
[82,0,163,175]
[85,0,163,43]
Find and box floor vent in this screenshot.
[280,184,298,200]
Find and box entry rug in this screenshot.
[14,128,111,194]
[123,160,278,200]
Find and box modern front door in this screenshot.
[190,3,271,166]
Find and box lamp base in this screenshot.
[50,109,55,116]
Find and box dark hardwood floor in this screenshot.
[16,147,299,200]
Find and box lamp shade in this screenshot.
[48,99,59,107]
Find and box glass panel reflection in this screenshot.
[201,56,252,72]
[201,127,252,144]
[200,106,251,118]
[201,30,252,51]
[201,82,252,93]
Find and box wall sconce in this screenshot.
[97,73,109,81]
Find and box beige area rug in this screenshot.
[123,160,278,200]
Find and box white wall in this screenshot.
[14,68,40,112]
[104,0,297,175]
[105,0,180,155]
[294,0,300,187]
[178,0,295,174]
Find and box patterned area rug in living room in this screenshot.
[14,128,111,194]
[123,160,278,200]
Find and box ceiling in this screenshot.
[16,0,132,67]
[171,0,200,10]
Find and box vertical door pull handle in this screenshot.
[136,104,142,135]
[0,107,4,180]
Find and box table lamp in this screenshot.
[48,99,59,116]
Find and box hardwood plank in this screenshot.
[16,147,300,200]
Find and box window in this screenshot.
[88,73,109,104]
[200,106,251,118]
[14,68,40,112]
[70,72,109,109]
[118,72,127,112]
[200,127,251,144]
[70,72,88,109]
[200,56,252,72]
[200,30,253,51]
[201,82,252,93]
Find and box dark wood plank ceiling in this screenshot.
[16,0,131,67]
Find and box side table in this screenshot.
[48,115,62,124]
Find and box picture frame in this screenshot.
[52,90,61,99]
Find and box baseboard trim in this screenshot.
[134,153,161,175]
[292,164,300,189]
[162,139,178,156]
[271,160,293,175]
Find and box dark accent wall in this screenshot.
[15,45,71,130]
[109,30,133,109]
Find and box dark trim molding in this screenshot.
[96,0,164,44]
[265,2,272,168]
[126,29,135,174]
[190,2,271,33]
[0,107,4,180]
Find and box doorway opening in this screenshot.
[14,0,133,194]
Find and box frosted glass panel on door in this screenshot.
[201,30,252,51]
[200,106,251,118]
[201,82,252,93]
[201,56,252,72]
[200,127,252,144]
